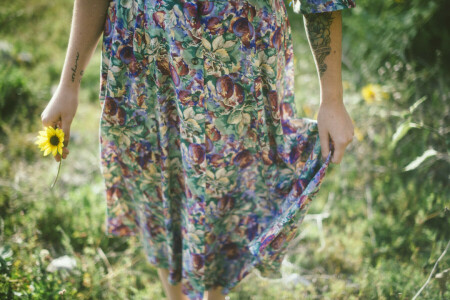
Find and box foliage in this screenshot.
[0,0,448,299]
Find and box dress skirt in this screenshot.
[98,0,355,299]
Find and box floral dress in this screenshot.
[98,0,355,299]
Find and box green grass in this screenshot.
[1,0,449,299]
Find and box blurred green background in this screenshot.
[0,0,449,299]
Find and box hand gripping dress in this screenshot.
[98,0,356,299]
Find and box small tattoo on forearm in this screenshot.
[79,70,84,83]
[305,12,334,78]
[71,52,80,82]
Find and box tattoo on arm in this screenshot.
[79,70,84,84]
[71,52,80,82]
[304,12,334,78]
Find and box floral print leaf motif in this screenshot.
[186,118,202,133]
[212,35,225,51]
[98,0,355,299]
[202,38,212,51]
[214,48,230,62]
[261,63,275,77]
[227,109,242,125]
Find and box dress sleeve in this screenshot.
[291,0,356,14]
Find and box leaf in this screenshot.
[237,121,244,135]
[390,121,420,148]
[266,55,277,65]
[212,35,224,51]
[0,245,13,273]
[261,64,274,76]
[223,40,236,49]
[226,170,235,177]
[202,38,212,51]
[183,107,195,119]
[409,96,427,114]
[185,118,201,132]
[118,134,131,148]
[244,105,256,112]
[403,149,437,171]
[227,110,242,125]
[242,113,251,124]
[216,167,226,178]
[0,246,13,260]
[218,176,230,185]
[231,63,241,73]
[206,169,215,179]
[196,46,203,59]
[215,49,230,62]
[275,122,283,135]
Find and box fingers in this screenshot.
[318,125,330,161]
[54,148,70,162]
[55,118,71,162]
[330,135,354,164]
[331,144,345,164]
[61,117,72,148]
[41,114,58,128]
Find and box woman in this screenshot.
[40,0,355,299]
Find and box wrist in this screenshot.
[320,84,343,104]
[58,81,80,95]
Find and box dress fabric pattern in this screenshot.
[98,0,355,299]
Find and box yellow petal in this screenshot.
[52,147,57,157]
[56,128,65,139]
[57,145,63,155]
[43,147,52,156]
[47,126,55,136]
[56,133,65,146]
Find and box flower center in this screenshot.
[50,135,60,146]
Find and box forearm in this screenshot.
[304,10,343,104]
[59,0,110,91]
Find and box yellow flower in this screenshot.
[354,127,364,142]
[361,84,377,103]
[82,272,92,288]
[35,126,65,157]
[361,84,388,104]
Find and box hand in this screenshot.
[40,84,79,162]
[317,100,354,164]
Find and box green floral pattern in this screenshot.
[290,0,355,14]
[98,0,354,299]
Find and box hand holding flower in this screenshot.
[37,84,78,188]
[40,84,78,162]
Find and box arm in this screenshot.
[40,0,110,162]
[303,10,354,164]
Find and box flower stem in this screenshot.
[51,160,62,189]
